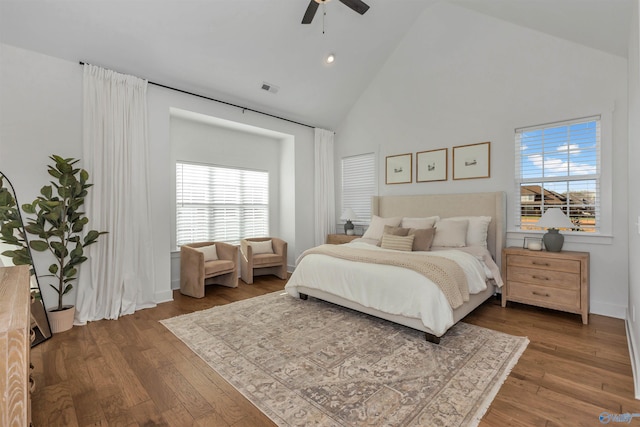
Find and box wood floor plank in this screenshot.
[30,276,635,427]
[161,402,196,427]
[129,399,170,427]
[174,357,249,425]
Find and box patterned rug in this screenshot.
[161,292,528,427]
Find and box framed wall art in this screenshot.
[385,153,412,184]
[416,148,447,182]
[453,141,490,180]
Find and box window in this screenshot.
[341,153,376,224]
[515,116,600,233]
[176,162,269,246]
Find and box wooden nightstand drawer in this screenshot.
[507,254,580,274]
[507,266,579,290]
[507,281,580,311]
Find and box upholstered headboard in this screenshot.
[372,192,506,265]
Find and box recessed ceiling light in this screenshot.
[326,53,335,64]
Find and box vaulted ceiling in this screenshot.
[0,0,633,130]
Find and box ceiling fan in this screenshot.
[302,0,370,24]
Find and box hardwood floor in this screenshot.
[31,276,635,426]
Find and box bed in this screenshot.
[285,192,506,342]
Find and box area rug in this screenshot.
[161,292,528,427]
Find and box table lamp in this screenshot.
[341,208,358,235]
[535,208,574,252]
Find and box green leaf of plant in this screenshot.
[29,240,49,251]
[49,264,59,274]
[49,284,62,295]
[63,284,73,295]
[40,185,52,199]
[22,203,35,214]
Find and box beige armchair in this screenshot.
[240,237,288,284]
[180,242,238,298]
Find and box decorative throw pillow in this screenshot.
[383,225,410,236]
[362,215,402,240]
[408,227,436,251]
[380,234,415,252]
[446,216,492,247]
[432,219,468,247]
[195,244,218,261]
[249,240,274,254]
[401,216,439,229]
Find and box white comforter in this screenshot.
[285,241,496,336]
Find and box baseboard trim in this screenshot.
[626,312,640,400]
[155,289,174,304]
[590,301,626,319]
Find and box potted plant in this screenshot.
[0,174,32,265]
[22,155,106,333]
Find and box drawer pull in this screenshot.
[532,275,549,281]
[532,291,550,297]
[532,261,550,266]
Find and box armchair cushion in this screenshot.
[249,240,274,254]
[195,244,218,261]
[253,253,283,267]
[204,259,235,276]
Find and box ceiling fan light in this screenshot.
[326,53,335,64]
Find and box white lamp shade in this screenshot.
[341,208,358,221]
[535,208,574,229]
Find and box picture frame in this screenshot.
[385,153,412,184]
[416,148,447,182]
[452,141,491,180]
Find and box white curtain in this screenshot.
[76,64,156,324]
[314,128,336,246]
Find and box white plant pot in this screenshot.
[48,305,75,333]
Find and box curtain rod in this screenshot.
[79,61,316,130]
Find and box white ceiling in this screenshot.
[0,0,633,130]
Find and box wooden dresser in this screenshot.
[326,234,360,244]
[0,266,33,427]
[501,247,590,324]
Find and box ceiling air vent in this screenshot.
[261,82,279,94]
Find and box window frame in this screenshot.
[514,115,605,235]
[341,152,377,226]
[175,161,269,246]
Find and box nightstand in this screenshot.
[326,234,359,244]
[501,247,589,324]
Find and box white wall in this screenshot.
[335,3,629,319]
[0,44,83,309]
[627,0,640,399]
[0,43,316,310]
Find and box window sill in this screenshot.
[506,230,613,245]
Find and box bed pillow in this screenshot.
[383,225,410,236]
[362,215,402,240]
[249,240,274,254]
[401,216,439,229]
[195,244,218,261]
[408,227,436,251]
[446,216,492,248]
[432,219,468,247]
[380,234,415,252]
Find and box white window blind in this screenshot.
[515,116,600,232]
[176,162,269,246]
[342,153,376,224]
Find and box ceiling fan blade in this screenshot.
[339,0,370,15]
[302,1,319,24]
